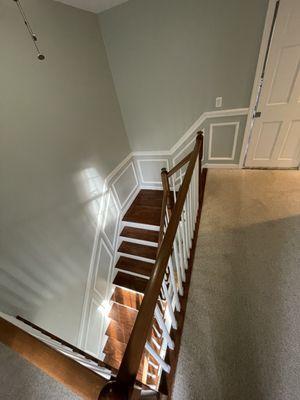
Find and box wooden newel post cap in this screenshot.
[196,131,204,139]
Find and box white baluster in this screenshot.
[180,219,189,265]
[168,257,182,307]
[145,341,171,373]
[154,306,174,350]
[173,235,184,292]
[176,227,186,280]
[184,196,191,252]
[162,280,177,330]
[188,187,193,241]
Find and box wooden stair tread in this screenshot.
[116,256,154,277]
[105,319,133,344]
[108,302,137,326]
[118,241,157,260]
[103,338,146,382]
[131,189,163,207]
[121,227,159,243]
[111,287,143,311]
[123,205,161,226]
[123,190,163,226]
[113,272,148,293]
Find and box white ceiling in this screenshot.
[55,0,129,13]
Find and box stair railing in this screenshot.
[99,132,204,399]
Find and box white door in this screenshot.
[245,0,300,168]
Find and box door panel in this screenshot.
[255,122,281,160]
[279,120,300,159]
[246,0,300,168]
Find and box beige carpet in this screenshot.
[0,343,80,399]
[173,170,300,400]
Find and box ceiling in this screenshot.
[55,0,129,13]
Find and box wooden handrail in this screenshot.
[16,315,114,372]
[99,132,203,399]
[0,317,108,400]
[167,151,193,177]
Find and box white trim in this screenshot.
[170,108,248,154]
[78,183,107,347]
[136,158,170,184]
[102,190,120,250]
[112,162,139,209]
[133,150,171,156]
[208,122,239,161]
[84,297,103,358]
[93,239,114,299]
[105,152,133,184]
[239,0,279,168]
[130,108,248,158]
[203,163,239,169]
[172,136,198,167]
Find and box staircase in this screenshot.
[103,189,164,386]
[0,133,206,400]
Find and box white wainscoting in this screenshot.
[78,107,248,357]
[78,158,140,357]
[112,162,139,209]
[208,122,239,161]
[84,298,103,358]
[136,158,169,187]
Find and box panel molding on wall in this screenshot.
[84,297,103,358]
[136,158,169,185]
[93,239,113,299]
[102,190,120,250]
[112,162,139,208]
[208,122,239,161]
[78,158,140,356]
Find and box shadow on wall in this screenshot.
[0,167,106,345]
[180,214,300,400]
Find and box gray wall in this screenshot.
[99,0,268,151]
[0,0,130,345]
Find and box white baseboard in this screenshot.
[203,163,240,169]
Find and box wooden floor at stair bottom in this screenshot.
[103,287,162,386]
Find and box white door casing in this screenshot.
[245,0,300,168]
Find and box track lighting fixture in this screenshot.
[13,0,45,61]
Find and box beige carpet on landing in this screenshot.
[173,170,300,400]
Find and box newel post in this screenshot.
[197,131,204,201]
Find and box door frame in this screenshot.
[239,0,280,168]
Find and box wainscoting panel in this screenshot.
[136,158,169,186]
[208,122,239,161]
[203,115,247,165]
[94,239,113,298]
[103,190,120,250]
[84,297,103,358]
[112,162,138,208]
[79,156,140,356]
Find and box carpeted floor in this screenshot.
[172,170,300,400]
[0,343,80,399]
